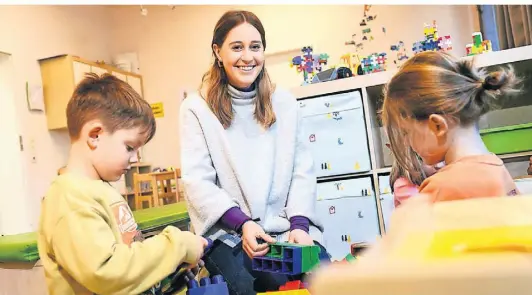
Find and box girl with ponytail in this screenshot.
[382,51,523,202]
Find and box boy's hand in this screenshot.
[288,229,314,246]
[190,236,209,265]
[242,221,275,258]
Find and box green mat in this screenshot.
[0,202,189,264]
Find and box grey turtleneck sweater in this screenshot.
[220,86,310,233]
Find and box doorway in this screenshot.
[0,52,30,235]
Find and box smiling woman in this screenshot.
[179,10,330,295]
[200,10,275,130]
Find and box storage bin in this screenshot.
[480,122,532,154]
[299,90,371,177]
[316,177,380,260]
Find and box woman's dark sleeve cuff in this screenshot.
[289,215,310,233]
[220,207,252,233]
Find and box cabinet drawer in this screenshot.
[301,92,371,177]
[316,195,380,261]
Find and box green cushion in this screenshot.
[0,232,39,264]
[0,202,189,263]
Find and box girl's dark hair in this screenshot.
[199,10,276,129]
[382,51,522,180]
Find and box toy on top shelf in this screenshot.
[290,46,330,85]
[339,52,364,76]
[186,275,229,295]
[251,242,321,275]
[390,41,409,66]
[360,52,388,74]
[466,32,493,56]
[412,20,452,54]
[257,280,311,295]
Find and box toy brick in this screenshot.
[252,243,321,275]
[257,290,311,295]
[280,280,303,290]
[187,275,229,295]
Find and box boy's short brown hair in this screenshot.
[66,73,156,143]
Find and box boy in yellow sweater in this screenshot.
[38,73,207,295]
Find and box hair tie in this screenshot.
[482,74,502,91]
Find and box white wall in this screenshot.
[108,5,477,169]
[0,6,113,233]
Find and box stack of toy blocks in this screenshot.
[290,46,330,84]
[186,275,229,295]
[257,280,311,295]
[360,52,387,74]
[466,32,492,56]
[412,20,452,54]
[251,243,321,275]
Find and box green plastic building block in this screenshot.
[256,242,322,274]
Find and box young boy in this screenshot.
[38,73,207,295]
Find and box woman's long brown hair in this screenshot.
[200,10,276,129]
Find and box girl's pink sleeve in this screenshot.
[393,177,419,206]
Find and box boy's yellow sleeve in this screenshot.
[50,206,201,295]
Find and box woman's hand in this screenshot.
[288,229,314,246]
[241,221,275,258]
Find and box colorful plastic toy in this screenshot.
[360,52,387,74]
[159,238,217,294]
[252,243,321,275]
[466,32,492,56]
[339,53,364,76]
[412,20,452,55]
[186,275,229,295]
[290,46,330,85]
[257,280,311,295]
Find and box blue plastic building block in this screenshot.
[251,243,321,275]
[186,275,229,295]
